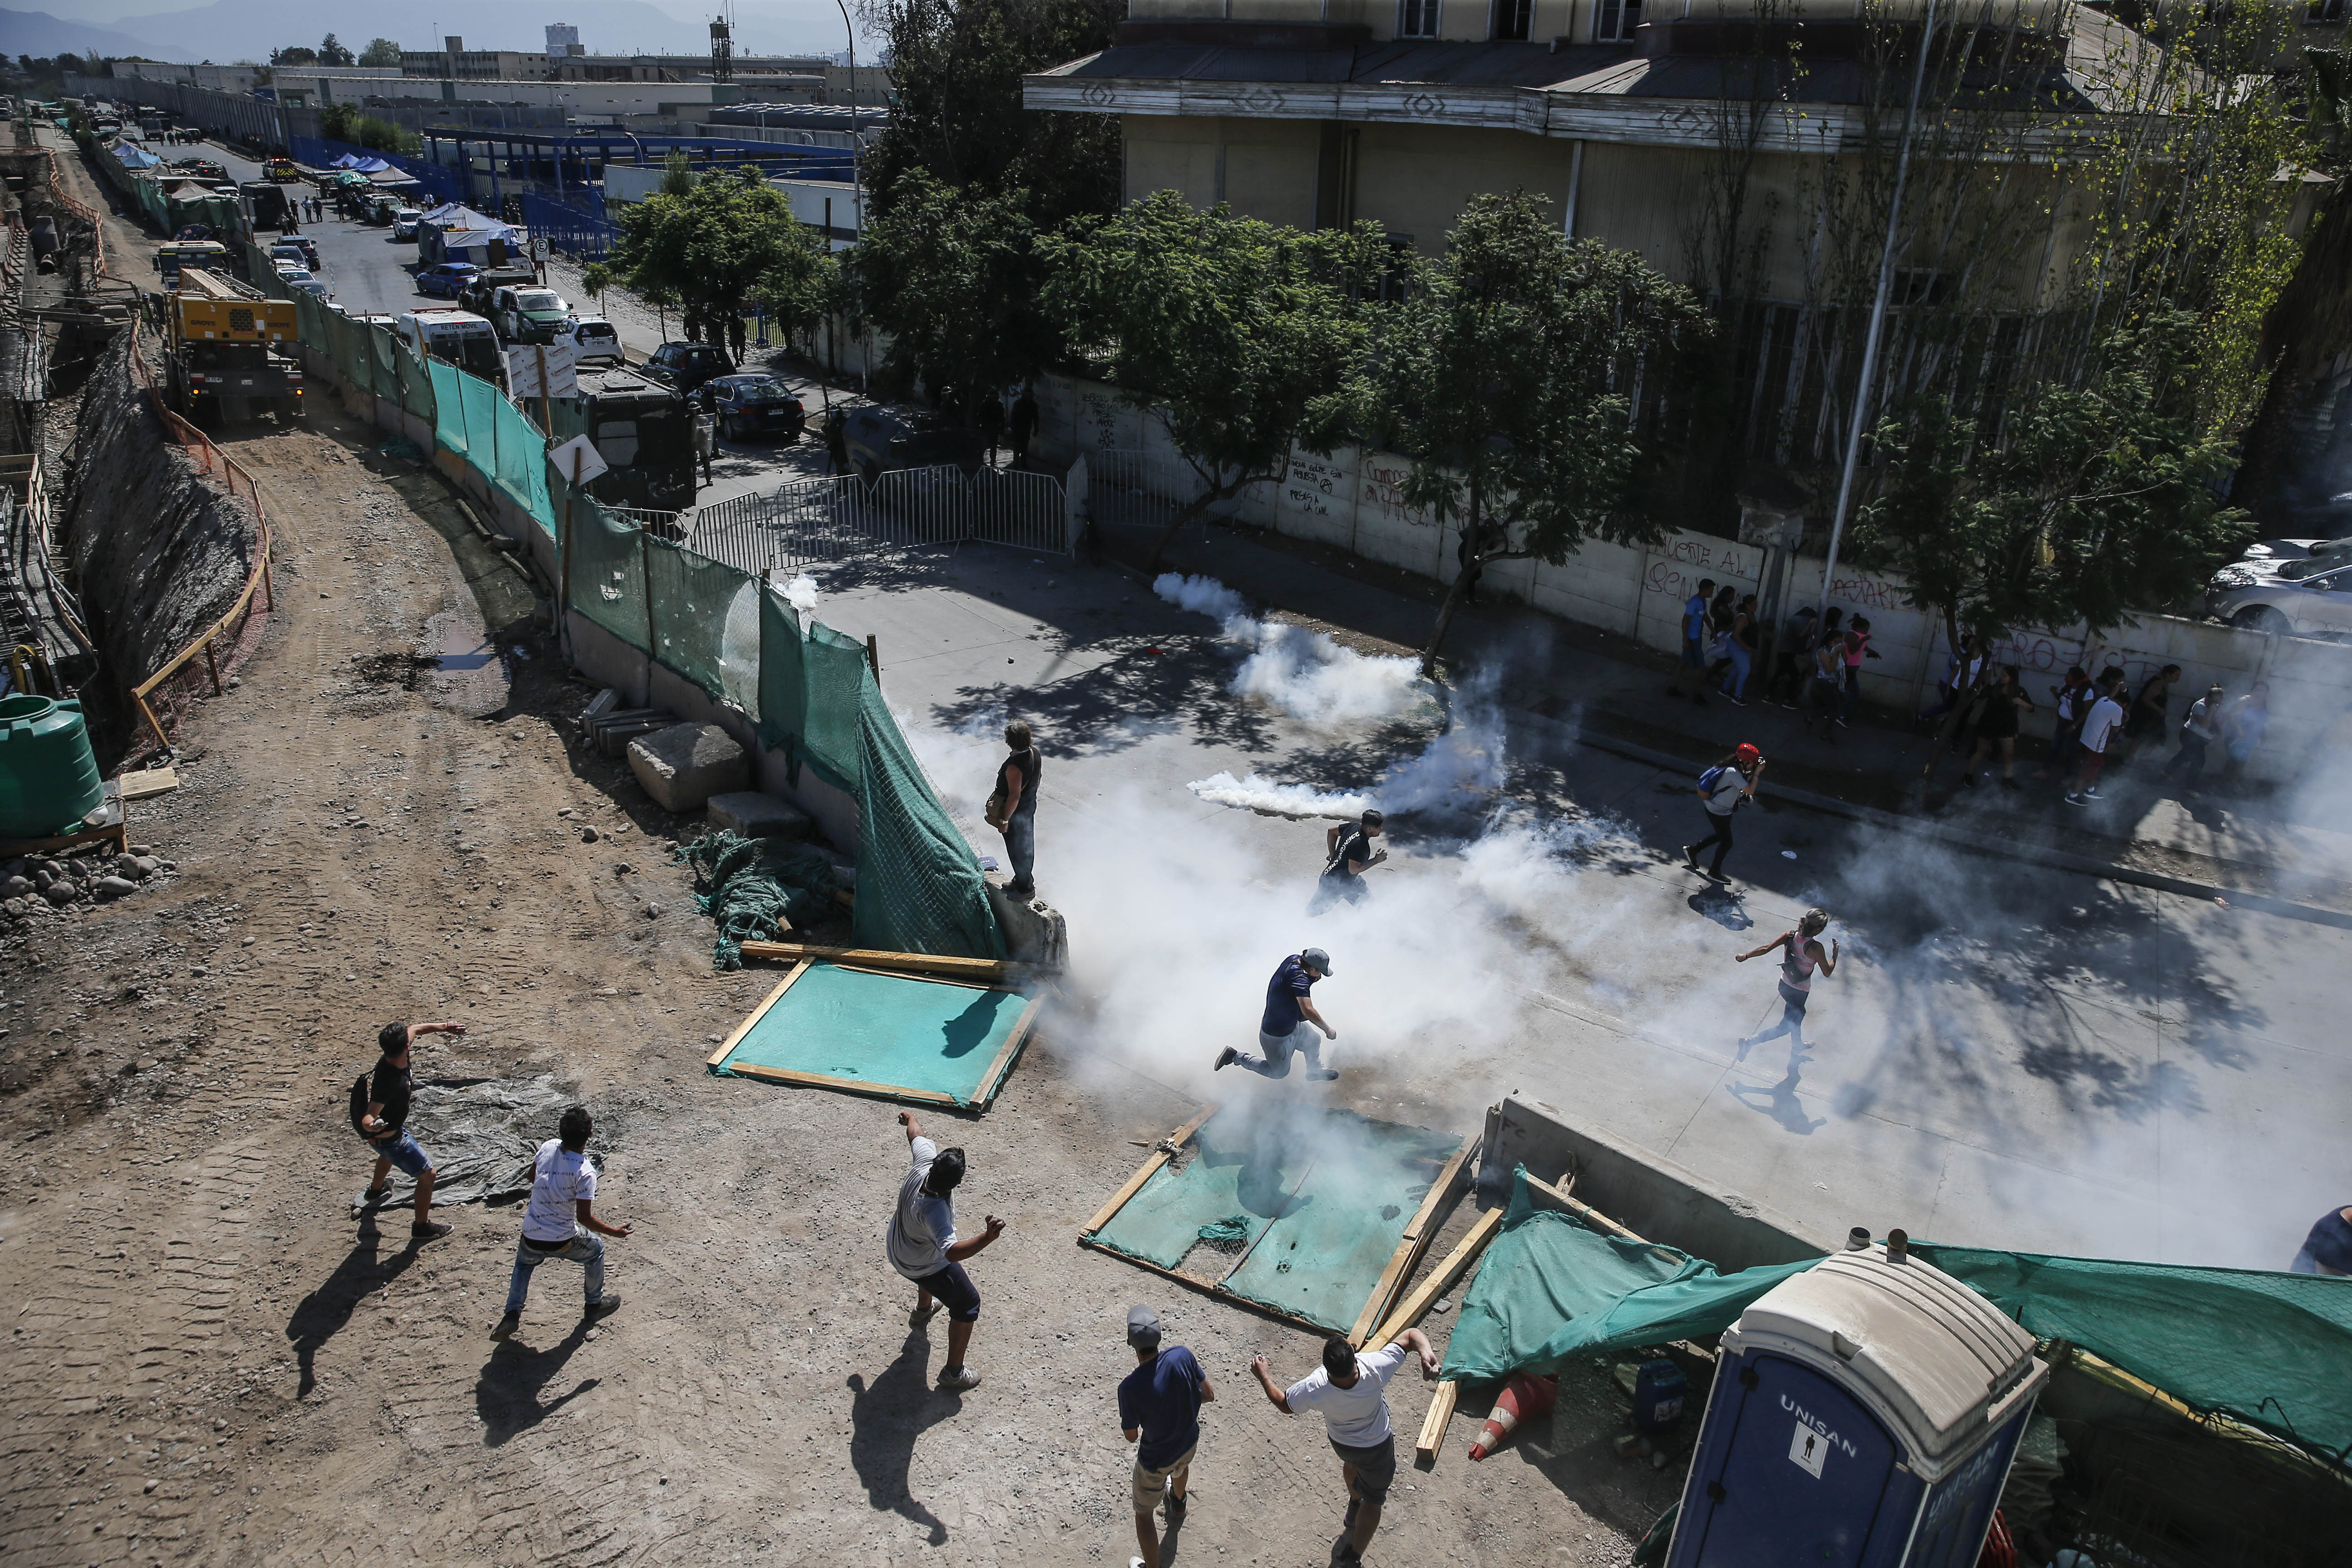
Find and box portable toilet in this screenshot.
[1664,1234,2044,1568]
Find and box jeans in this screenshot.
[1721,644,1752,699]
[368,1129,432,1178]
[1744,980,1811,1050]
[1841,666,1860,721]
[2163,734,2211,782]
[504,1228,605,1316]
[1689,809,1737,875]
[1002,814,1035,892]
[1233,1025,1323,1078]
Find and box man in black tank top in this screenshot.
[997,721,1041,897]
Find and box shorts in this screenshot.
[1331,1434,1397,1504]
[909,1259,981,1322]
[367,1129,432,1178]
[1680,637,1706,670]
[1132,1444,1196,1513]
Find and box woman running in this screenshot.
[1733,909,1838,1061]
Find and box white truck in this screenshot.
[395,308,501,381]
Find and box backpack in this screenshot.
[348,1071,372,1137]
[1696,765,1728,796]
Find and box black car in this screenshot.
[696,375,806,443]
[841,405,986,483]
[639,341,734,398]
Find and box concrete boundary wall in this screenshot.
[1031,372,2352,786]
[1479,1091,1834,1275]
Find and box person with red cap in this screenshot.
[1683,744,1764,882]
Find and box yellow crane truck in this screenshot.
[164,267,305,426]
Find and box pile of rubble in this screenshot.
[3,845,175,917]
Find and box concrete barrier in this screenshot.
[1479,1091,1833,1274]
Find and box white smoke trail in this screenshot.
[1154,571,1431,728]
[1186,772,1376,818]
[782,573,821,615]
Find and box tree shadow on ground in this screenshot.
[285,1220,420,1398]
[475,1317,600,1447]
[846,1328,963,1546]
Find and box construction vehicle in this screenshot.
[163,268,304,426]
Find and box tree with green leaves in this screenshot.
[862,0,1120,231]
[1039,190,1390,568]
[357,39,402,67]
[849,169,1058,421]
[318,34,354,66]
[268,46,318,66]
[752,230,843,405]
[1344,192,1706,671]
[603,167,827,367]
[1854,313,2252,649]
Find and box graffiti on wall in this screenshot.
[1362,459,1436,531]
[1281,454,1348,527]
[1643,535,1761,603]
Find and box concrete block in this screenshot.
[985,875,1067,970]
[627,722,751,814]
[1481,1091,1833,1274]
[707,790,813,842]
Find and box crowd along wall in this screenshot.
[1032,373,2352,785]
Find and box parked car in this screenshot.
[415,262,479,299]
[486,284,572,345]
[638,341,733,397]
[391,207,424,240]
[696,374,805,443]
[564,316,623,367]
[2206,560,2352,637]
[274,265,315,287]
[840,405,985,483]
[268,238,315,271]
[286,277,330,303]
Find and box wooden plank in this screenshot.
[738,940,1018,982]
[968,990,1045,1111]
[116,767,180,801]
[1416,1379,1461,1465]
[1081,1102,1220,1236]
[706,959,811,1068]
[1078,1237,1335,1338]
[1350,1135,1474,1345]
[717,1059,961,1107]
[1368,1206,1504,1351]
[822,960,1001,992]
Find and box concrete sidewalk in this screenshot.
[1132,517,2352,918]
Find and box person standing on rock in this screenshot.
[987,721,1042,900]
[888,1110,1004,1393]
[1250,1329,1439,1565]
[492,1105,629,1340]
[1119,1304,1214,1568]
[1216,946,1340,1080]
[355,1019,467,1243]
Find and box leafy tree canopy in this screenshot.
[1040,189,1390,565]
[607,167,827,364]
[1854,312,2254,647]
[357,38,403,67]
[318,33,354,67]
[269,46,318,66]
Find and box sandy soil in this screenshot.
[0,140,1683,1567]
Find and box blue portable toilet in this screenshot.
[1664,1236,2045,1568]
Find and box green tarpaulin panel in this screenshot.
[802,624,867,789]
[756,588,812,763]
[851,672,1006,960]
[1089,1105,1463,1334]
[645,536,748,702]
[430,361,467,455]
[459,371,502,477]
[569,501,650,651]
[708,960,1037,1110]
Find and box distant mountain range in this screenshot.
[4,0,857,67]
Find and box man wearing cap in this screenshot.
[1252,1329,1440,1563]
[1117,1305,1214,1568]
[1310,810,1387,913]
[1214,948,1339,1081]
[887,1109,1005,1392]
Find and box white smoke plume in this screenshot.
[782,573,821,615]
[1154,571,1431,728]
[1185,773,1377,818]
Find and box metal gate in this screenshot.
[686,463,1072,576]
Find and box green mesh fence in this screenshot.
[803,624,867,789]
[395,337,435,421]
[757,591,811,763]
[644,536,747,701]
[571,501,651,651]
[853,676,1006,959]
[429,361,467,455]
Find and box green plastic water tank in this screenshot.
[0,694,106,840]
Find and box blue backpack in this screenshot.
[1697,764,1728,795]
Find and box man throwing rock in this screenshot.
[1252,1329,1440,1563]
[355,1019,466,1243]
[1118,1304,1214,1568]
[492,1105,629,1340]
[1214,947,1338,1080]
[887,1110,1004,1392]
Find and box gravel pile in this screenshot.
[2,844,176,917]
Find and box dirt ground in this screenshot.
[0,144,1684,1568]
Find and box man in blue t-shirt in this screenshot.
[1668,576,1717,703]
[1117,1304,1214,1568]
[1213,947,1338,1080]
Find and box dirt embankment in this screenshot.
[58,330,263,758]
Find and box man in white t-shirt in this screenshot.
[1251,1329,1439,1563]
[887,1109,1004,1392]
[492,1105,630,1341]
[2067,671,2128,805]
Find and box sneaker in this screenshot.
[2065,793,2086,806]
[490,1312,520,1341]
[939,1365,982,1392]
[910,1301,939,1328]
[1213,1047,1238,1072]
[1307,1068,1339,1081]
[1959,773,1977,789]
[1680,845,1699,872]
[1833,718,1849,729]
[583,1295,623,1322]
[2082,786,2102,799]
[1723,693,1747,707]
[355,1186,388,1210]
[410,1220,453,1243]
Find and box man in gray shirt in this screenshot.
[887,1109,1004,1392]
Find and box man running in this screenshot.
[887,1109,1004,1392]
[355,1019,466,1243]
[1682,745,1763,883]
[1251,1330,1440,1564]
[1119,1304,1214,1568]
[492,1105,629,1340]
[1215,947,1338,1080]
[1310,809,1386,912]
[1734,909,1838,1062]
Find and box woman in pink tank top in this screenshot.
[1733,908,1837,1061]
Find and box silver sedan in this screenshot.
[2206,560,2352,637]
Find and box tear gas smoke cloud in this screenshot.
[782,573,821,615]
[1154,572,1432,728]
[1184,677,1508,818]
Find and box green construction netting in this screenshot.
[1090,1105,1463,1333]
[570,500,651,651]
[756,589,812,763]
[708,960,1034,1108]
[644,536,751,701]
[489,392,554,532]
[459,370,503,476]
[852,673,1005,960]
[393,335,435,421]
[803,624,868,789]
[673,829,846,970]
[1443,1170,2352,1463]
[430,361,468,456]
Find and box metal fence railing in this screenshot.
[1088,448,1210,540]
[687,464,1071,577]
